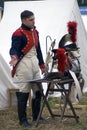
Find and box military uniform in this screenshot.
[9,24,45,124]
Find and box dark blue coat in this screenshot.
[9,24,45,68]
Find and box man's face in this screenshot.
[22,15,35,29]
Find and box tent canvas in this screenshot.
[0,0,87,110]
[80,6,87,32]
[0,54,18,109]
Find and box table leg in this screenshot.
[35,83,54,127]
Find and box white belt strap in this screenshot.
[69,70,82,100]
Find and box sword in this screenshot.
[14,78,45,84]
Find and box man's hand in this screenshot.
[41,67,48,76]
[9,55,18,67]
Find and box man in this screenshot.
[9,10,47,128]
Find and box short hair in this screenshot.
[20,10,34,20]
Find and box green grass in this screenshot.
[0,92,87,130]
[79,92,87,105]
[48,92,87,106]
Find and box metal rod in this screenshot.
[46,35,52,54]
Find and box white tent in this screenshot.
[0,54,18,109]
[82,15,87,31]
[0,0,87,109]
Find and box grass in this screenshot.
[0,92,87,130]
[79,92,87,105]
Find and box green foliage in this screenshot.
[77,0,87,6]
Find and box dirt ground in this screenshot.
[0,101,87,130]
[0,93,87,130]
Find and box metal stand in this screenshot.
[32,78,79,127]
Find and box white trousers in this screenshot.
[14,55,41,94]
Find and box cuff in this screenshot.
[39,64,46,69]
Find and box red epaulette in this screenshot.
[13,28,22,36]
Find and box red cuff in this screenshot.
[39,64,46,69]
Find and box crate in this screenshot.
[8,88,32,108]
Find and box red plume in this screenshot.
[56,48,67,73]
[67,21,77,43]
